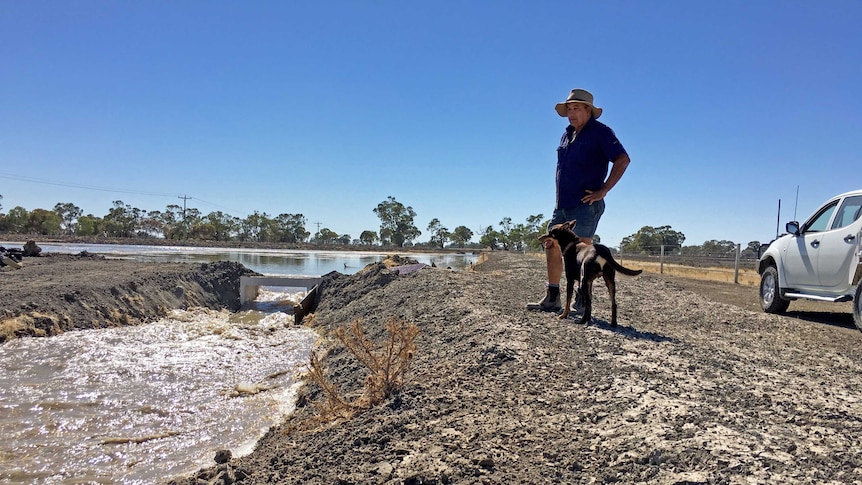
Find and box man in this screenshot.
[527,88,631,312]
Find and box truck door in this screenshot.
[818,195,862,289]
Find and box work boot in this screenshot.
[526,287,562,312]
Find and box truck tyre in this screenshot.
[760,265,790,314]
[854,282,862,332]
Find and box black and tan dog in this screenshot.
[539,220,642,326]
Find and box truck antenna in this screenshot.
[793,185,799,221]
[775,199,781,239]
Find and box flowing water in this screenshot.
[0,288,317,484]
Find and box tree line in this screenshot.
[0,194,761,254]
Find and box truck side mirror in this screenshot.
[786,221,800,236]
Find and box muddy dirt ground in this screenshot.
[3,250,861,484]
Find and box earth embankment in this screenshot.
[0,253,254,342]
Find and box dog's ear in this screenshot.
[563,220,577,231]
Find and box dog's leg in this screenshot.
[575,280,593,325]
[559,253,577,319]
[603,268,618,327]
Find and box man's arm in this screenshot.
[582,152,630,204]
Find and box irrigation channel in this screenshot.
[0,243,476,483]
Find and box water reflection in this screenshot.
[0,242,476,276]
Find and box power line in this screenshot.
[0,172,179,198]
[0,172,250,218]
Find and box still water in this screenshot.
[1,242,477,276]
[0,289,317,484]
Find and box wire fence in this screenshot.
[614,244,760,286]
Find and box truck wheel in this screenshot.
[854,282,862,332]
[760,266,790,314]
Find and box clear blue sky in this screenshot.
[2,1,860,247]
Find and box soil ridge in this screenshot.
[0,253,255,342]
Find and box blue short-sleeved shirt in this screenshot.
[555,117,627,210]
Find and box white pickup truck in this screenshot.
[758,189,862,330]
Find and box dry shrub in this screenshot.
[306,317,419,422]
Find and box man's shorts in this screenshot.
[550,200,605,239]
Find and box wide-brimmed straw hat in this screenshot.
[555,88,602,119]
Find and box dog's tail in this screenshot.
[597,244,643,276]
[609,256,642,277]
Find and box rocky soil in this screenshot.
[167,251,862,485]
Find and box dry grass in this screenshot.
[525,251,760,286]
[623,260,760,286]
[306,317,419,422]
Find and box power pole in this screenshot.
[179,195,192,238]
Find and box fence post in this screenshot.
[660,245,665,274]
[734,243,741,284]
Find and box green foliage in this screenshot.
[359,230,378,245]
[27,209,62,235]
[315,228,339,244]
[479,225,500,249]
[76,215,102,237]
[53,202,82,235]
[2,206,29,233]
[621,225,686,254]
[450,225,473,247]
[373,196,421,247]
[426,218,450,249]
[273,213,309,243]
[103,200,141,238]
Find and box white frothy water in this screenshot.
[0,290,317,484]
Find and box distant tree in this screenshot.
[204,211,239,242]
[337,234,351,245]
[427,218,450,249]
[701,239,737,255]
[496,217,514,250]
[359,230,379,245]
[54,202,83,235]
[103,200,142,238]
[0,194,3,212]
[316,227,339,244]
[140,210,165,238]
[522,214,546,251]
[27,208,62,235]
[621,225,686,254]
[3,206,29,233]
[76,214,102,236]
[273,213,309,243]
[479,225,501,249]
[373,196,421,247]
[158,205,186,239]
[241,211,273,242]
[745,240,763,259]
[450,226,473,247]
[183,208,204,238]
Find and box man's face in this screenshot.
[566,102,591,129]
